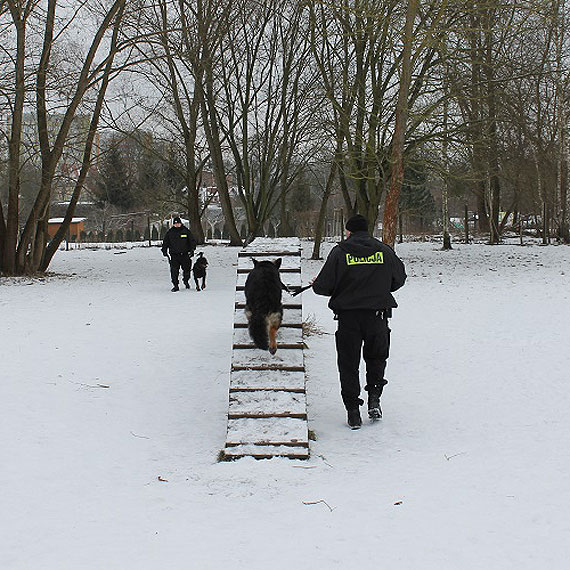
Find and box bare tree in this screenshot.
[308,0,448,245]
[447,1,568,244]
[207,0,318,243]
[1,0,128,275]
[122,0,209,243]
[552,0,570,243]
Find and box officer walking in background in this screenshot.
[161,217,197,292]
[312,214,407,429]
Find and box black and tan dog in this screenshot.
[244,258,284,355]
[192,252,208,291]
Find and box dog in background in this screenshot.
[244,258,284,355]
[192,252,208,291]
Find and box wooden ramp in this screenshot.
[223,238,309,460]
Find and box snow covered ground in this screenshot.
[2,238,569,569]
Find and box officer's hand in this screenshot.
[162,251,168,257]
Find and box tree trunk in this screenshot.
[469,7,489,236]
[442,93,452,250]
[2,5,26,275]
[311,159,338,260]
[561,137,570,243]
[383,0,417,248]
[198,62,242,246]
[464,202,470,244]
[484,7,501,244]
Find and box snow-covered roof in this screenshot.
[48,217,87,223]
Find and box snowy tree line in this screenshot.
[1,0,569,275]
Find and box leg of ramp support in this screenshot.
[223,238,309,460]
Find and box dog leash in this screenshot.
[288,284,313,297]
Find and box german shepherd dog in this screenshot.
[192,252,208,291]
[244,258,284,355]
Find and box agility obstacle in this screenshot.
[223,238,309,460]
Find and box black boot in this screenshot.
[183,280,190,289]
[347,408,362,430]
[366,384,383,421]
[171,284,179,292]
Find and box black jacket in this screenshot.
[312,231,406,313]
[161,225,197,256]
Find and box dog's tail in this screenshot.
[247,312,269,351]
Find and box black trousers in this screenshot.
[169,253,192,286]
[335,310,390,410]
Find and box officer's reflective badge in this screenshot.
[346,252,384,265]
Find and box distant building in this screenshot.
[47,217,86,240]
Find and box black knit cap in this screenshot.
[173,217,182,224]
[345,214,368,233]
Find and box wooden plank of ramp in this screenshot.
[223,238,309,461]
[236,271,302,290]
[234,307,302,327]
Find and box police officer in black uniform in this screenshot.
[312,214,406,429]
[161,217,197,292]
